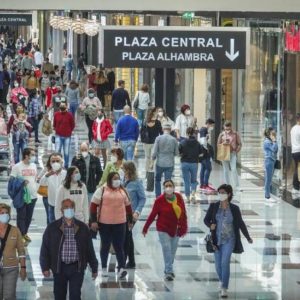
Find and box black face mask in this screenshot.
[60,107,67,111]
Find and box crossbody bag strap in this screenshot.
[0,224,12,261]
[97,187,105,222]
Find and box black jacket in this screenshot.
[111,88,131,111]
[179,136,203,163]
[204,202,251,254]
[71,154,102,193]
[40,218,98,274]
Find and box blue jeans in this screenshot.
[120,140,136,161]
[214,238,235,289]
[136,108,146,127]
[113,110,124,125]
[222,152,240,188]
[77,69,82,82]
[55,135,71,168]
[200,158,212,185]
[155,165,174,197]
[12,137,26,164]
[69,102,78,118]
[48,205,55,223]
[158,232,179,274]
[264,158,275,198]
[181,162,198,197]
[42,197,50,225]
[29,117,40,142]
[66,70,72,81]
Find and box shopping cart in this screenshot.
[0,135,11,176]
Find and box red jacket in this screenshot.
[92,119,113,142]
[143,192,188,237]
[45,86,58,108]
[53,111,75,137]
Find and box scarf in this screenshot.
[166,194,182,219]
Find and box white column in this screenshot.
[52,29,63,66]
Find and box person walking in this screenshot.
[123,161,146,268]
[115,105,139,161]
[55,166,89,224]
[53,102,75,168]
[94,70,108,107]
[40,198,98,300]
[92,108,113,168]
[263,127,278,203]
[10,148,37,243]
[71,142,103,201]
[291,113,300,195]
[132,84,150,127]
[142,179,187,281]
[65,80,80,117]
[80,89,102,143]
[141,108,163,172]
[40,153,67,223]
[179,127,203,204]
[199,118,216,192]
[0,203,27,299]
[33,47,44,69]
[217,121,242,192]
[27,90,42,143]
[90,172,133,279]
[21,51,34,73]
[76,53,85,82]
[41,57,54,74]
[204,184,253,298]
[64,54,74,81]
[111,80,131,125]
[152,122,179,197]
[175,104,196,142]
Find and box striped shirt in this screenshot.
[61,219,79,264]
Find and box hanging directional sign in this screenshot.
[99,26,249,69]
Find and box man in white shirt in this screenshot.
[10,148,37,243]
[290,113,300,193]
[34,47,44,69]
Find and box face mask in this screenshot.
[112,179,121,188]
[51,162,61,172]
[0,214,9,224]
[81,151,88,158]
[185,110,191,116]
[98,115,103,119]
[30,156,36,163]
[158,112,163,117]
[208,127,214,132]
[88,93,94,98]
[219,193,228,202]
[14,83,19,88]
[60,106,66,111]
[111,156,117,163]
[63,208,75,219]
[72,173,81,182]
[225,129,231,133]
[164,187,174,195]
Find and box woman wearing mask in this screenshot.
[141,108,163,172]
[175,104,196,142]
[99,148,125,186]
[9,80,28,112]
[0,203,26,299]
[123,161,146,268]
[204,184,253,298]
[81,88,102,143]
[143,180,188,281]
[90,172,133,279]
[40,153,66,223]
[92,108,113,168]
[263,127,278,203]
[65,80,80,117]
[133,84,150,127]
[156,107,175,130]
[55,166,89,223]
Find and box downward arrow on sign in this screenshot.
[225,39,239,61]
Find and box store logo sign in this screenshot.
[100,27,249,69]
[0,14,32,26]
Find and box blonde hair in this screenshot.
[0,203,11,216]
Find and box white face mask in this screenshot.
[185,110,191,116]
[164,187,174,195]
[219,193,228,202]
[158,111,164,117]
[112,179,121,188]
[111,156,117,163]
[81,151,88,158]
[51,162,61,172]
[208,127,214,132]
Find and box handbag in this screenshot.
[37,185,48,197]
[205,204,217,253]
[274,159,281,170]
[133,92,139,110]
[217,144,230,161]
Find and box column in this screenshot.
[52,29,63,66]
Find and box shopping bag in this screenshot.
[37,185,48,197]
[146,171,154,192]
[217,144,230,161]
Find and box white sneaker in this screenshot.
[218,281,223,291]
[220,288,228,298]
[101,268,108,277]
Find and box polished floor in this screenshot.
[1,113,300,300]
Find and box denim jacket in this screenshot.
[124,179,146,214]
[263,138,278,161]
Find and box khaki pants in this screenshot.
[143,143,154,172]
[0,267,19,300]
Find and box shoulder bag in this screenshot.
[205,204,218,253]
[133,92,139,110]
[0,225,12,265]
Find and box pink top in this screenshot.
[217,130,242,153]
[92,187,131,224]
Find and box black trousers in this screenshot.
[85,115,94,144]
[292,152,300,190]
[124,222,135,265]
[53,262,84,300]
[16,199,37,235]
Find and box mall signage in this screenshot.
[100,26,249,69]
[0,14,32,26]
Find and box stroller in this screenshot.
[0,135,11,176]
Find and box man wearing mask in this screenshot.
[199,118,216,192]
[52,86,67,112]
[10,148,37,243]
[71,142,103,201]
[152,122,179,197]
[40,153,67,223]
[42,57,54,74]
[40,199,98,300]
[33,47,44,69]
[53,102,75,168]
[64,54,74,82]
[77,53,85,82]
[21,51,34,73]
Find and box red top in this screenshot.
[45,86,58,108]
[143,192,188,237]
[53,111,75,137]
[92,119,113,142]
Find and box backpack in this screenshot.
[84,104,98,120]
[42,117,53,136]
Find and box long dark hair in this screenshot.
[146,107,157,123]
[63,166,82,189]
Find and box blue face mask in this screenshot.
[0,214,10,224]
[30,156,36,163]
[63,208,75,219]
[72,173,81,182]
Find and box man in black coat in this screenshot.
[40,199,98,300]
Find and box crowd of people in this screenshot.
[0,35,260,300]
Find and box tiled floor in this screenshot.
[1,113,300,299]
